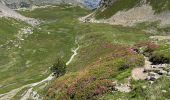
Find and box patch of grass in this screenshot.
[136,21,170,35]
[149,45,170,64]
[18,5,90,21]
[0,18,25,45]
[147,0,170,13]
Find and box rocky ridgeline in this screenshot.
[98,0,117,8]
[0,0,101,9]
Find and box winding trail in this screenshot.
[0,45,80,100]
[66,46,79,66]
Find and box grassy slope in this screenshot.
[1,4,169,100]
[0,18,22,66]
[35,6,169,100]
[0,6,90,94]
[14,5,150,100]
[68,25,149,72]
[0,18,30,93]
[0,18,23,45]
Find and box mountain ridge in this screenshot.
[0,0,101,9]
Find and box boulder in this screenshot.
[157,70,168,75]
[167,72,170,76]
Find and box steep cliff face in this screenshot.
[0,0,101,9]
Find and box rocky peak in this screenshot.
[98,0,117,8]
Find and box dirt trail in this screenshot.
[66,46,79,65]
[0,3,39,26]
[0,45,80,100]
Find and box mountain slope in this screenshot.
[0,1,170,100]
[84,0,170,27]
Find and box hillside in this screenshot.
[0,2,39,26]
[0,0,170,100]
[82,0,170,27]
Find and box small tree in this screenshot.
[51,58,66,77]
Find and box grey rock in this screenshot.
[149,72,157,76]
[167,72,170,76]
[157,70,168,75]
[162,90,167,93]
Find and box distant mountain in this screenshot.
[0,0,101,9]
[83,0,101,9]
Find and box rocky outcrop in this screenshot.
[98,0,117,8]
[83,0,101,9]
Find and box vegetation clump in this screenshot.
[135,42,170,64]
[147,0,170,13]
[134,41,159,55]
[50,58,66,77]
[149,45,170,64]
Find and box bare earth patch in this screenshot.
[132,68,148,80]
[132,57,151,80]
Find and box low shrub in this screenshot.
[150,50,170,64]
[134,41,159,55]
[50,58,66,77]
